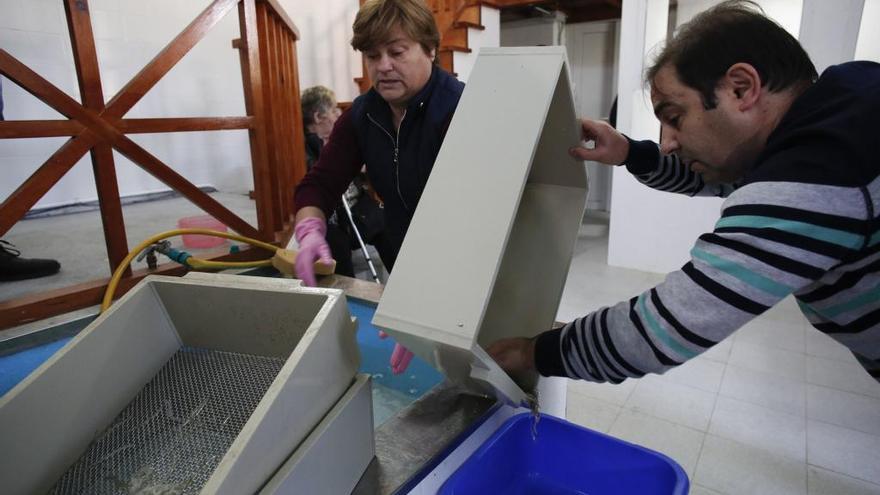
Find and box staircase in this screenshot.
[433,1,500,81]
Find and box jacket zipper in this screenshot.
[367,111,410,211]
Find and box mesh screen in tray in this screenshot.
[53,346,285,494]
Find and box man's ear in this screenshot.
[725,63,761,110]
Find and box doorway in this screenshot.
[565,20,619,213]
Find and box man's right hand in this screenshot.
[293,216,334,287]
[486,337,536,375]
[568,118,629,165]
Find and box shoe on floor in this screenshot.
[0,240,61,282]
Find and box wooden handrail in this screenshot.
[0,117,258,139]
[0,0,306,330]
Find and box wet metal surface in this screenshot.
[352,382,495,495]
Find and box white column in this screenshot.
[611,0,668,140]
[799,0,865,73]
[608,0,690,273]
[855,0,880,62]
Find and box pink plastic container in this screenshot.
[177,215,228,249]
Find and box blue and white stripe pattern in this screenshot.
[545,61,880,383]
[555,163,880,384]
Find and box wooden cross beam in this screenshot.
[0,0,262,253]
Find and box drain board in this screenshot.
[52,347,285,494]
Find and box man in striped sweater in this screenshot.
[488,0,880,385]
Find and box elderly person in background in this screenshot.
[301,85,342,168]
[293,0,464,373]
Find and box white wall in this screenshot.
[674,0,803,37]
[607,0,670,273]
[856,0,880,62]
[799,0,864,73]
[279,0,361,102]
[500,12,565,47]
[607,0,807,274]
[0,0,365,212]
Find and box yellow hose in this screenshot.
[101,228,278,312]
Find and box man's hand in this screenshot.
[569,118,629,165]
[486,337,536,375]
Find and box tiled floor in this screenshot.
[0,191,386,303]
[559,215,880,495]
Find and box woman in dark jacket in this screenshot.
[292,0,463,284]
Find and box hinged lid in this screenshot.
[373,46,588,406]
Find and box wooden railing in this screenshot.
[0,0,305,329]
[238,0,307,237]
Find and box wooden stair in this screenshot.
[432,1,497,76]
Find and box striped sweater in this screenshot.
[535,61,880,384]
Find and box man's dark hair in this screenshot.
[647,0,817,109]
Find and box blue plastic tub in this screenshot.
[439,413,689,495]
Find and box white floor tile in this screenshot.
[2,192,259,301]
[734,317,806,353]
[729,340,806,382]
[565,391,621,433]
[567,377,636,406]
[625,375,717,431]
[609,409,705,478]
[806,329,860,363]
[550,224,878,494]
[807,466,880,495]
[557,288,626,320]
[690,485,725,495]
[660,356,726,393]
[806,355,880,399]
[566,267,651,294]
[695,435,807,495]
[720,364,806,417]
[807,420,880,486]
[806,385,880,436]
[701,338,734,363]
[709,396,806,463]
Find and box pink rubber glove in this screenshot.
[390,344,414,375]
[294,217,333,287]
[378,330,415,374]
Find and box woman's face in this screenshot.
[364,25,434,109]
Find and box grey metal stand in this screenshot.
[341,196,382,284]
